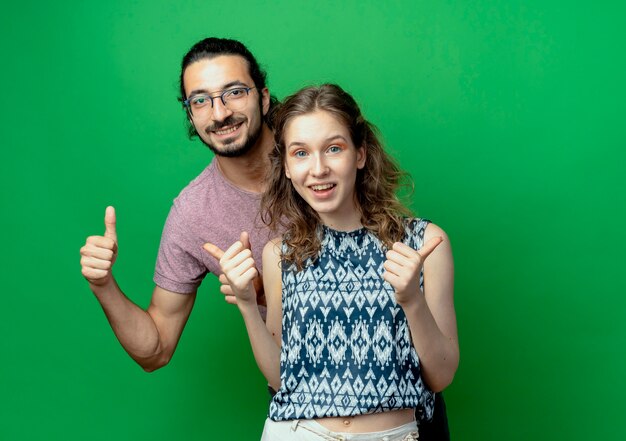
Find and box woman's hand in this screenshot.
[204,232,258,305]
[383,237,443,305]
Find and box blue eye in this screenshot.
[294,150,308,158]
[328,145,342,153]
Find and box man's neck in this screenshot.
[214,124,273,194]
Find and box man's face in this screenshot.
[183,55,269,157]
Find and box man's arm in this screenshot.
[80,207,196,372]
[94,282,195,372]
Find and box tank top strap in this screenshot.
[402,218,430,251]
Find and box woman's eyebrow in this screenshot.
[287,135,348,148]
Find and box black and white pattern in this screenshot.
[269,219,435,422]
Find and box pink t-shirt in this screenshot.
[154,160,273,294]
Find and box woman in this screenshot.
[211,84,458,440]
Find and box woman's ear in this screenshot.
[356,145,367,169]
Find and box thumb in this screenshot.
[240,231,251,250]
[104,206,117,242]
[418,236,443,260]
[203,242,225,261]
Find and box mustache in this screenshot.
[205,116,246,133]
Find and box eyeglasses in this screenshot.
[183,86,256,118]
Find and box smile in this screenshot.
[310,183,336,191]
[213,122,243,136]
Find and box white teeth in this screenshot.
[214,124,240,135]
[311,184,334,191]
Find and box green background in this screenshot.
[2,0,625,439]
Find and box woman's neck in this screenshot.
[318,208,362,232]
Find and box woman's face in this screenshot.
[283,110,366,230]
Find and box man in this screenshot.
[79,37,449,439]
[80,38,274,371]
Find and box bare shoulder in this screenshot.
[263,236,282,266]
[262,236,283,277]
[424,221,450,244]
[423,222,454,271]
[263,236,282,255]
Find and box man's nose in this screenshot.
[211,98,233,122]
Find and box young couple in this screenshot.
[80,37,458,440]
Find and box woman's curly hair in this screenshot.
[261,84,413,269]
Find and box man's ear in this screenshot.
[356,145,367,169]
[185,106,194,125]
[261,88,270,116]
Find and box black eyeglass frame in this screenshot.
[183,86,256,116]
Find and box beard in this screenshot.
[200,114,263,158]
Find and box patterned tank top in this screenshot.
[269,219,435,422]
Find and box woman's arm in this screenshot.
[204,233,282,390]
[383,223,459,392]
[263,238,283,351]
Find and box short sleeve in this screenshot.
[154,203,208,294]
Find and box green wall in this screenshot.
[2,1,625,439]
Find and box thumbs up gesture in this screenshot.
[383,236,443,305]
[80,206,119,286]
[203,232,259,305]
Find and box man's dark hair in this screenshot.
[178,37,278,137]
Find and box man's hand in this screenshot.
[204,232,263,306]
[383,236,443,305]
[80,206,118,287]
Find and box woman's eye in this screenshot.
[294,150,308,158]
[328,145,342,153]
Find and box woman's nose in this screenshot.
[310,156,329,177]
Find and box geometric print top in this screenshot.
[269,218,435,422]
